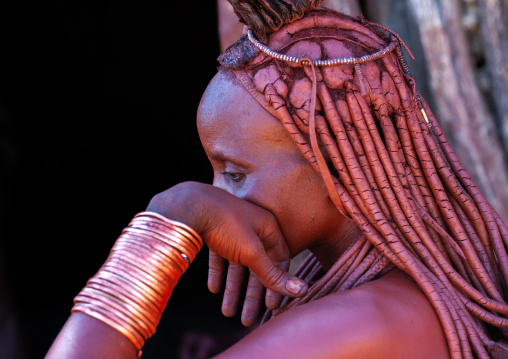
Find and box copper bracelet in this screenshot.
[71,211,203,355]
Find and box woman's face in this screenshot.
[197,70,356,259]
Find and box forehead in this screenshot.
[197,69,293,153]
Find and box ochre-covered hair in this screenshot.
[218,8,508,359]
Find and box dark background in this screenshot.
[0,2,249,358]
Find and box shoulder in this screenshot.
[215,269,449,359]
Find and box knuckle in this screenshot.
[263,265,284,287]
[222,290,240,307]
[247,271,261,284]
[208,260,225,272]
[224,282,241,294]
[240,248,258,266]
[274,259,290,271]
[245,283,263,299]
[229,262,244,270]
[243,293,262,303]
[226,267,246,286]
[208,267,223,282]
[209,249,220,259]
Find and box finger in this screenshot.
[222,262,247,318]
[248,248,308,298]
[259,222,292,267]
[253,221,307,298]
[265,288,283,311]
[241,271,265,327]
[265,256,291,309]
[208,249,226,294]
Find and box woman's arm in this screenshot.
[46,312,138,359]
[46,181,308,359]
[46,182,448,359]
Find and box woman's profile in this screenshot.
[46,2,508,358]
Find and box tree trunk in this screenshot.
[321,0,361,16]
[217,0,244,52]
[478,0,508,160]
[363,0,435,110]
[403,0,508,222]
[216,0,361,52]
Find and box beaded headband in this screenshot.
[246,28,431,124]
[247,28,398,67]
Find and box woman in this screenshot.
[47,3,508,358]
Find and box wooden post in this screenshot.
[406,0,508,221]
[217,0,362,52]
[478,0,508,160]
[217,0,244,53]
[215,0,508,222]
[321,0,361,16]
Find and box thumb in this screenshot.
[249,253,308,297]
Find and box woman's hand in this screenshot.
[146,181,308,325]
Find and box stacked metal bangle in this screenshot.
[72,211,203,356]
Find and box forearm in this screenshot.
[46,211,202,358]
[46,312,138,359]
[46,182,306,358]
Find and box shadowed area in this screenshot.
[0,2,252,358]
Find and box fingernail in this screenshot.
[286,279,306,295]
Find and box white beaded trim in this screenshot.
[247,29,398,66]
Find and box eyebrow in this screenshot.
[210,153,227,162]
[209,152,253,169]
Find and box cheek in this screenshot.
[240,168,282,210]
[244,159,330,224]
[229,160,288,211]
[278,166,339,242]
[289,169,334,223]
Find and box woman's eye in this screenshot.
[222,172,244,183]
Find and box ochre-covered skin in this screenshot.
[197,69,449,359]
[218,8,508,358]
[46,6,508,359]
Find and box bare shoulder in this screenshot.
[215,269,449,359]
